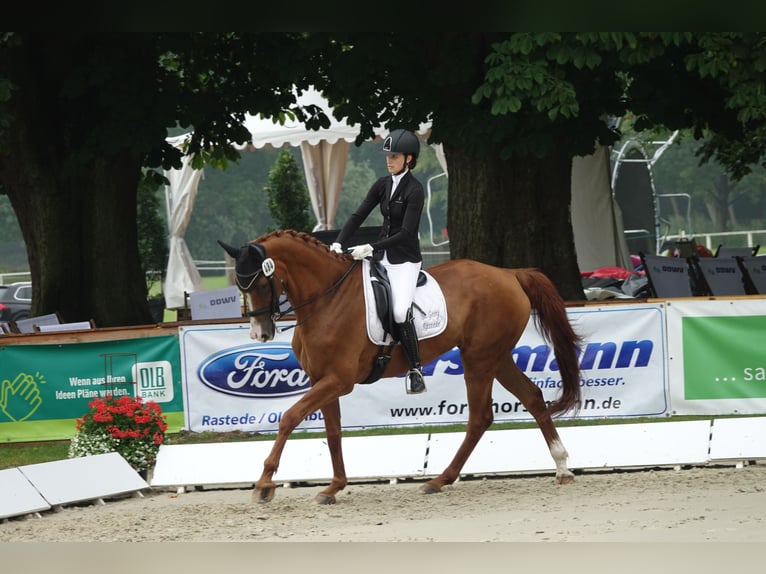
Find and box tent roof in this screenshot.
[243,87,429,149]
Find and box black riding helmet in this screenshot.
[381,129,420,169]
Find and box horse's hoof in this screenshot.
[556,473,575,485]
[419,482,442,495]
[254,487,275,503]
[314,493,336,505]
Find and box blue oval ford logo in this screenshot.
[198,343,310,398]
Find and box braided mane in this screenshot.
[253,229,346,259]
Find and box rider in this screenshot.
[330,129,427,395]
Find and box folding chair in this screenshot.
[714,244,760,258]
[639,253,696,298]
[692,257,748,296]
[736,256,766,295]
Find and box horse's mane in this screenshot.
[251,229,346,259]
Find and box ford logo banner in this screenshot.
[198,343,311,398]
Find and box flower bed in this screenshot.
[68,395,167,475]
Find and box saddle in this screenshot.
[359,260,447,385]
[369,261,427,342]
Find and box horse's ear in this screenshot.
[218,240,241,259]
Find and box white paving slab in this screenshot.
[151,434,430,488]
[426,429,557,476]
[150,442,268,488]
[0,467,51,519]
[559,420,712,469]
[709,416,766,462]
[338,434,429,479]
[18,452,148,506]
[426,420,713,478]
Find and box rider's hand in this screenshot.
[329,242,343,254]
[349,244,374,260]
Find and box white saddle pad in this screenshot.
[361,259,448,345]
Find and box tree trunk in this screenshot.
[0,34,157,326]
[444,144,585,301]
[3,151,153,327]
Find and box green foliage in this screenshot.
[4,32,766,319]
[185,149,280,260]
[136,171,169,297]
[263,149,313,232]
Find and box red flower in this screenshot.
[70,394,167,473]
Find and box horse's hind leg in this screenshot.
[495,355,574,484]
[314,398,347,505]
[421,364,495,495]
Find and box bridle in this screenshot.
[237,245,360,329]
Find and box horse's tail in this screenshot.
[515,269,582,418]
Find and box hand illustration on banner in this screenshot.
[0,371,46,422]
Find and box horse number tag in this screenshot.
[262,258,275,277]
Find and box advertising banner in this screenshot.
[0,335,185,442]
[179,303,669,434]
[667,298,766,414]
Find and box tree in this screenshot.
[185,148,282,260]
[136,173,168,297]
[315,33,766,299]
[0,32,335,325]
[263,149,312,232]
[650,131,766,234]
[3,33,766,325]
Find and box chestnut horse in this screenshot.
[219,230,582,504]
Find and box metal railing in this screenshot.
[662,229,766,252]
[0,271,31,285]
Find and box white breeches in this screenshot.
[380,254,421,323]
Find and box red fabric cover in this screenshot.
[587,266,636,280]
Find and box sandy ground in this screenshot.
[2,462,766,543]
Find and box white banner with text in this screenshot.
[178,303,669,433]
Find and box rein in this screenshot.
[243,259,361,331]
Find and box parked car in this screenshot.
[0,281,32,322]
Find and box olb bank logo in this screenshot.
[132,360,174,403]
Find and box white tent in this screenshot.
[572,145,632,271]
[163,135,205,308]
[162,90,629,308]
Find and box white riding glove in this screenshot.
[349,244,374,260]
[329,242,343,254]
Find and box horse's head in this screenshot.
[218,239,279,342]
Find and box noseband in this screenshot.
[236,243,360,329]
[237,255,285,322]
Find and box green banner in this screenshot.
[0,335,184,442]
[682,315,766,400]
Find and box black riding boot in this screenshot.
[396,309,426,395]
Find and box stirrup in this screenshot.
[406,369,426,395]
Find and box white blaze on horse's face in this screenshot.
[249,316,274,342]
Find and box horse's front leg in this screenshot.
[254,382,340,503]
[313,398,346,505]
